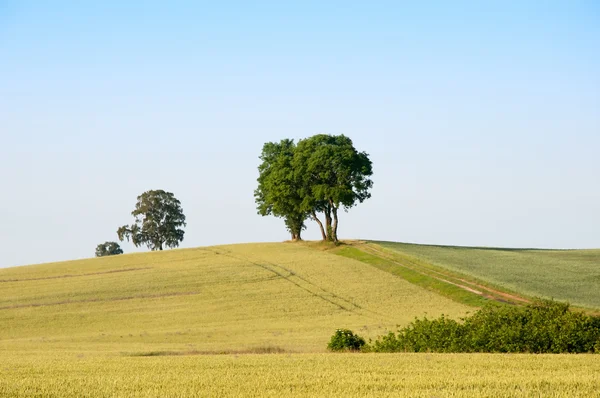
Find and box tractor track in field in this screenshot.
[207,248,382,319]
[0,267,153,283]
[354,243,530,305]
[257,258,386,318]
[0,291,198,310]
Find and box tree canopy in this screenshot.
[255,134,373,242]
[117,189,186,251]
[95,241,123,257]
[255,139,306,240]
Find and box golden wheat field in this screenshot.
[1,352,599,397]
[1,242,598,397]
[0,243,470,354]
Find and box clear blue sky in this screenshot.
[1,1,599,267]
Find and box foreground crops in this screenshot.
[1,353,598,397]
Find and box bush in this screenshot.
[367,300,600,354]
[370,314,467,353]
[327,329,366,351]
[95,241,124,257]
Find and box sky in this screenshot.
[1,1,599,267]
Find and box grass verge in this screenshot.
[334,243,518,308]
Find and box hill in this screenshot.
[2,242,599,397]
[0,242,470,355]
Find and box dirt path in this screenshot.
[352,242,530,305]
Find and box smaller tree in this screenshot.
[255,139,307,240]
[117,189,186,251]
[95,241,123,257]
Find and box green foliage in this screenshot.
[294,134,373,212]
[327,329,366,351]
[294,134,373,242]
[117,190,186,251]
[367,315,467,353]
[94,241,123,257]
[255,134,373,242]
[368,300,600,353]
[255,139,306,240]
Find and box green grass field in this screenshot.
[373,241,600,309]
[1,241,598,397]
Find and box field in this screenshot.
[0,243,469,354]
[2,352,599,397]
[373,241,600,309]
[1,241,599,397]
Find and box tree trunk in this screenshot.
[324,199,337,242]
[324,212,332,241]
[331,205,339,243]
[311,211,327,241]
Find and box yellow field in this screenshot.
[1,242,597,397]
[0,243,469,354]
[1,352,598,397]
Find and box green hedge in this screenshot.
[332,300,600,353]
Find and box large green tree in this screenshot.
[255,139,306,240]
[95,241,123,257]
[117,190,186,251]
[293,134,373,242]
[255,134,373,242]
